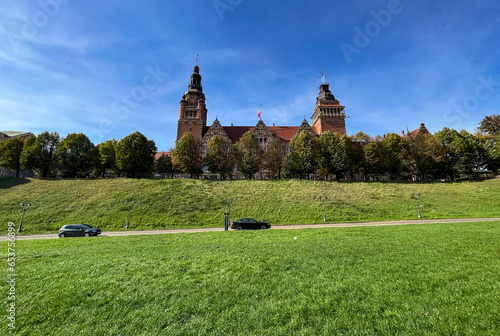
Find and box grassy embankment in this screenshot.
[0,178,499,234]
[2,221,500,335]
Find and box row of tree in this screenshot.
[1,114,498,180]
[0,131,157,178]
[170,114,500,181]
[171,127,499,181]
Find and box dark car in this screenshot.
[230,218,271,230]
[58,224,101,238]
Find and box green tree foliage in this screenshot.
[116,132,157,178]
[171,132,202,178]
[20,131,60,178]
[349,132,372,180]
[477,114,500,136]
[490,134,500,173]
[341,135,361,180]
[407,133,444,180]
[155,153,173,178]
[283,131,319,179]
[363,138,385,180]
[435,128,461,181]
[318,131,348,180]
[265,137,285,179]
[476,133,500,174]
[56,133,97,178]
[96,139,119,178]
[0,137,25,177]
[204,135,233,179]
[453,130,488,178]
[436,128,488,179]
[381,133,410,180]
[233,131,261,179]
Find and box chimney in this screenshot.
[273,123,275,127]
[231,123,233,127]
[402,130,405,136]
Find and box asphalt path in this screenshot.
[3,218,500,241]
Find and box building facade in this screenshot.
[176,65,347,153]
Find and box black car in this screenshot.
[58,224,101,238]
[230,218,271,230]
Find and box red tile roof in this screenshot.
[268,126,300,142]
[213,125,301,143]
[155,151,171,161]
[403,123,430,139]
[222,126,252,143]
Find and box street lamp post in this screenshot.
[319,196,328,222]
[18,203,31,232]
[125,200,136,229]
[224,198,233,231]
[411,193,421,219]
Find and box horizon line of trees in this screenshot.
[171,114,499,181]
[0,131,158,178]
[0,114,499,181]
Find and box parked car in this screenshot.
[58,224,101,238]
[230,218,271,230]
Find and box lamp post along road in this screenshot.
[319,196,328,222]
[125,200,136,229]
[411,193,422,219]
[18,203,31,232]
[224,198,234,231]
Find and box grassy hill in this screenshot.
[5,221,500,335]
[1,178,499,234]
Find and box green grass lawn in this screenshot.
[2,221,500,335]
[0,178,499,234]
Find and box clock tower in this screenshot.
[176,64,208,142]
[311,75,346,135]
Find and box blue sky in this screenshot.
[1,0,499,150]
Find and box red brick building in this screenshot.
[176,65,347,150]
[174,65,347,178]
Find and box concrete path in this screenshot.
[3,218,500,241]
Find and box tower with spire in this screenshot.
[311,72,347,135]
[176,62,208,142]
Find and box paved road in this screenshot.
[3,218,500,241]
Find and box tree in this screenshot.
[476,132,500,174]
[436,128,488,179]
[56,133,96,178]
[0,137,25,177]
[363,139,384,180]
[477,114,500,136]
[381,133,410,180]
[488,134,500,173]
[204,135,233,179]
[20,131,60,178]
[348,132,371,180]
[452,130,487,179]
[285,130,319,179]
[155,153,173,178]
[435,128,461,181]
[96,139,119,178]
[171,132,202,178]
[233,131,261,179]
[265,137,285,179]
[116,132,157,178]
[318,131,348,180]
[407,132,444,180]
